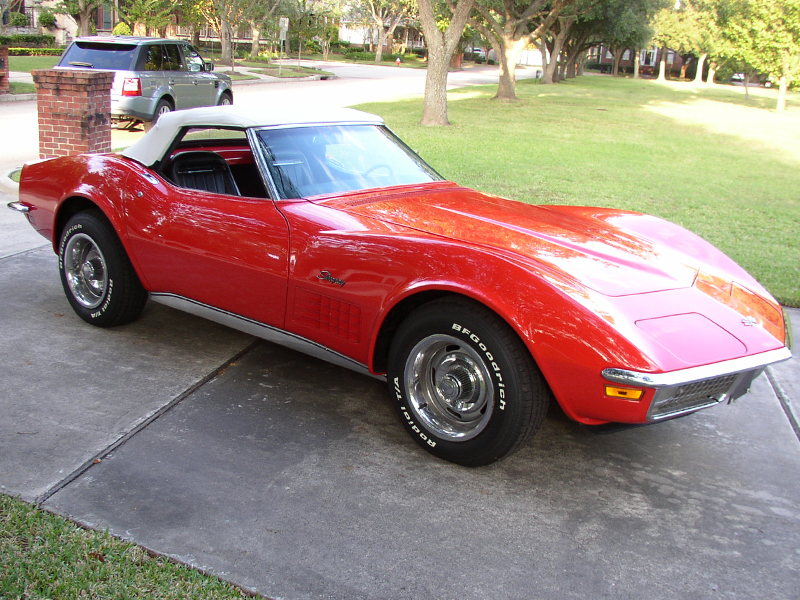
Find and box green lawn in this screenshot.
[357,76,800,307]
[8,55,60,72]
[0,495,249,598]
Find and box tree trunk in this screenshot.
[706,61,717,85]
[777,74,788,111]
[633,49,641,79]
[375,29,386,63]
[611,48,623,76]
[577,51,587,76]
[777,51,790,111]
[693,52,707,84]
[656,46,668,81]
[495,37,525,100]
[558,57,568,80]
[250,25,261,60]
[192,28,201,48]
[566,56,576,78]
[422,47,450,125]
[220,17,233,64]
[417,0,474,126]
[744,72,751,100]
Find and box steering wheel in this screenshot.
[363,163,394,179]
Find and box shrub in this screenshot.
[8,47,63,56]
[37,11,57,29]
[9,12,28,27]
[0,34,57,47]
[111,22,132,36]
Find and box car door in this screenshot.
[123,150,290,328]
[181,44,217,107]
[141,44,170,105]
[162,43,200,110]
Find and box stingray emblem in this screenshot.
[741,316,758,327]
[317,270,346,287]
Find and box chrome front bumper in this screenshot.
[603,329,793,422]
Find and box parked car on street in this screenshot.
[9,106,792,466]
[56,36,233,128]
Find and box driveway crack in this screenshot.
[35,339,261,505]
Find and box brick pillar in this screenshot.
[31,69,115,159]
[0,47,9,95]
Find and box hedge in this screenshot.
[0,34,57,48]
[8,47,63,56]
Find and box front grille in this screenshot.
[650,374,738,419]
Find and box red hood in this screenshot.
[323,184,704,297]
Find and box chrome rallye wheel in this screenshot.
[58,211,148,327]
[388,297,549,466]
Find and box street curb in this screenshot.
[0,93,36,103]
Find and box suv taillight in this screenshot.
[122,78,142,97]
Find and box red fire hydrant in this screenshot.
[396,57,401,66]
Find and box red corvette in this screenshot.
[11,106,792,465]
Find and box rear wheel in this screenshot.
[144,98,173,131]
[388,297,549,466]
[58,211,148,327]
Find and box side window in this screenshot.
[183,45,205,73]
[166,128,269,199]
[164,44,184,71]
[144,45,164,71]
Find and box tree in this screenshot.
[471,0,577,97]
[54,0,103,36]
[200,0,249,65]
[417,0,475,125]
[242,0,284,60]
[720,0,800,110]
[600,0,663,77]
[116,0,174,36]
[366,0,414,63]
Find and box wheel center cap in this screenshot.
[437,375,461,402]
[81,262,96,279]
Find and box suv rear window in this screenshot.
[60,42,139,70]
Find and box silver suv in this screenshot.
[57,36,233,127]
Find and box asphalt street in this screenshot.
[1,63,799,599]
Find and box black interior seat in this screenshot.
[169,151,241,196]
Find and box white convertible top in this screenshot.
[121,105,384,166]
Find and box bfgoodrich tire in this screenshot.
[388,297,549,466]
[58,211,148,327]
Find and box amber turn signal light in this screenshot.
[605,385,644,400]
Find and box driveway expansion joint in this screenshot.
[35,339,262,506]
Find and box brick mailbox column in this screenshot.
[32,69,115,159]
[0,46,9,95]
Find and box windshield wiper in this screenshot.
[68,61,94,67]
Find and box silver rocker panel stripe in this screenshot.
[150,293,382,380]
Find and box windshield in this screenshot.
[255,124,442,199]
[59,42,138,70]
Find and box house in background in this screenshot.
[586,45,687,77]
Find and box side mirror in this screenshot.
[205,63,214,72]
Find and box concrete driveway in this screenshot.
[1,66,799,599]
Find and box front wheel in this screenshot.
[58,211,148,327]
[388,297,549,466]
[217,92,232,106]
